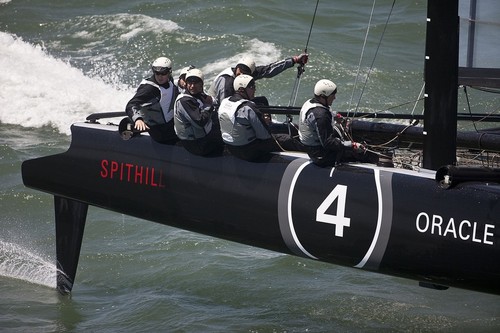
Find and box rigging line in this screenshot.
[289,75,303,107]
[304,0,320,52]
[411,82,425,116]
[352,0,397,117]
[364,83,423,149]
[348,0,377,117]
[352,97,425,119]
[460,16,500,28]
[366,121,415,149]
[272,135,287,152]
[288,0,320,107]
[468,86,500,95]
[463,86,480,132]
[364,114,421,150]
[363,147,394,159]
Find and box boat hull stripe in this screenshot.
[278,159,318,259]
[355,170,393,269]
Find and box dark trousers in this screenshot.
[148,123,179,144]
[181,131,224,157]
[306,146,378,167]
[228,134,305,162]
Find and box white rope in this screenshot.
[411,82,426,117]
[348,0,377,117]
[350,0,397,117]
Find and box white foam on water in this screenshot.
[66,13,181,41]
[201,38,283,84]
[0,31,134,135]
[0,240,56,289]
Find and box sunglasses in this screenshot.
[153,67,171,76]
[154,71,171,76]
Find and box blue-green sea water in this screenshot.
[1,0,500,332]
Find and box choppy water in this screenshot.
[1,0,500,332]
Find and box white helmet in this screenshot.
[179,65,195,78]
[236,56,256,74]
[314,79,337,97]
[152,57,172,72]
[185,68,204,82]
[233,74,255,91]
[179,66,191,77]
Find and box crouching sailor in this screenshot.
[125,56,179,144]
[299,79,375,167]
[174,68,224,156]
[218,74,303,162]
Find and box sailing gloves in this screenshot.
[343,141,366,152]
[353,142,366,151]
[293,53,309,65]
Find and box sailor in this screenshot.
[298,79,370,167]
[218,75,303,162]
[176,65,195,94]
[174,69,224,156]
[208,54,308,106]
[125,56,179,144]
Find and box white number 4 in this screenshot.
[316,185,351,237]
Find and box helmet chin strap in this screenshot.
[236,87,251,100]
[318,95,329,107]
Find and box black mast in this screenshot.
[423,0,459,170]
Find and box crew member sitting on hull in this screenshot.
[174,69,224,156]
[218,74,304,162]
[299,79,374,167]
[125,57,179,144]
[208,54,308,106]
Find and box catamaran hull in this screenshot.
[22,123,500,295]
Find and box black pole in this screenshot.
[466,0,477,68]
[423,0,459,170]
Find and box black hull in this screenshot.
[22,123,500,295]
